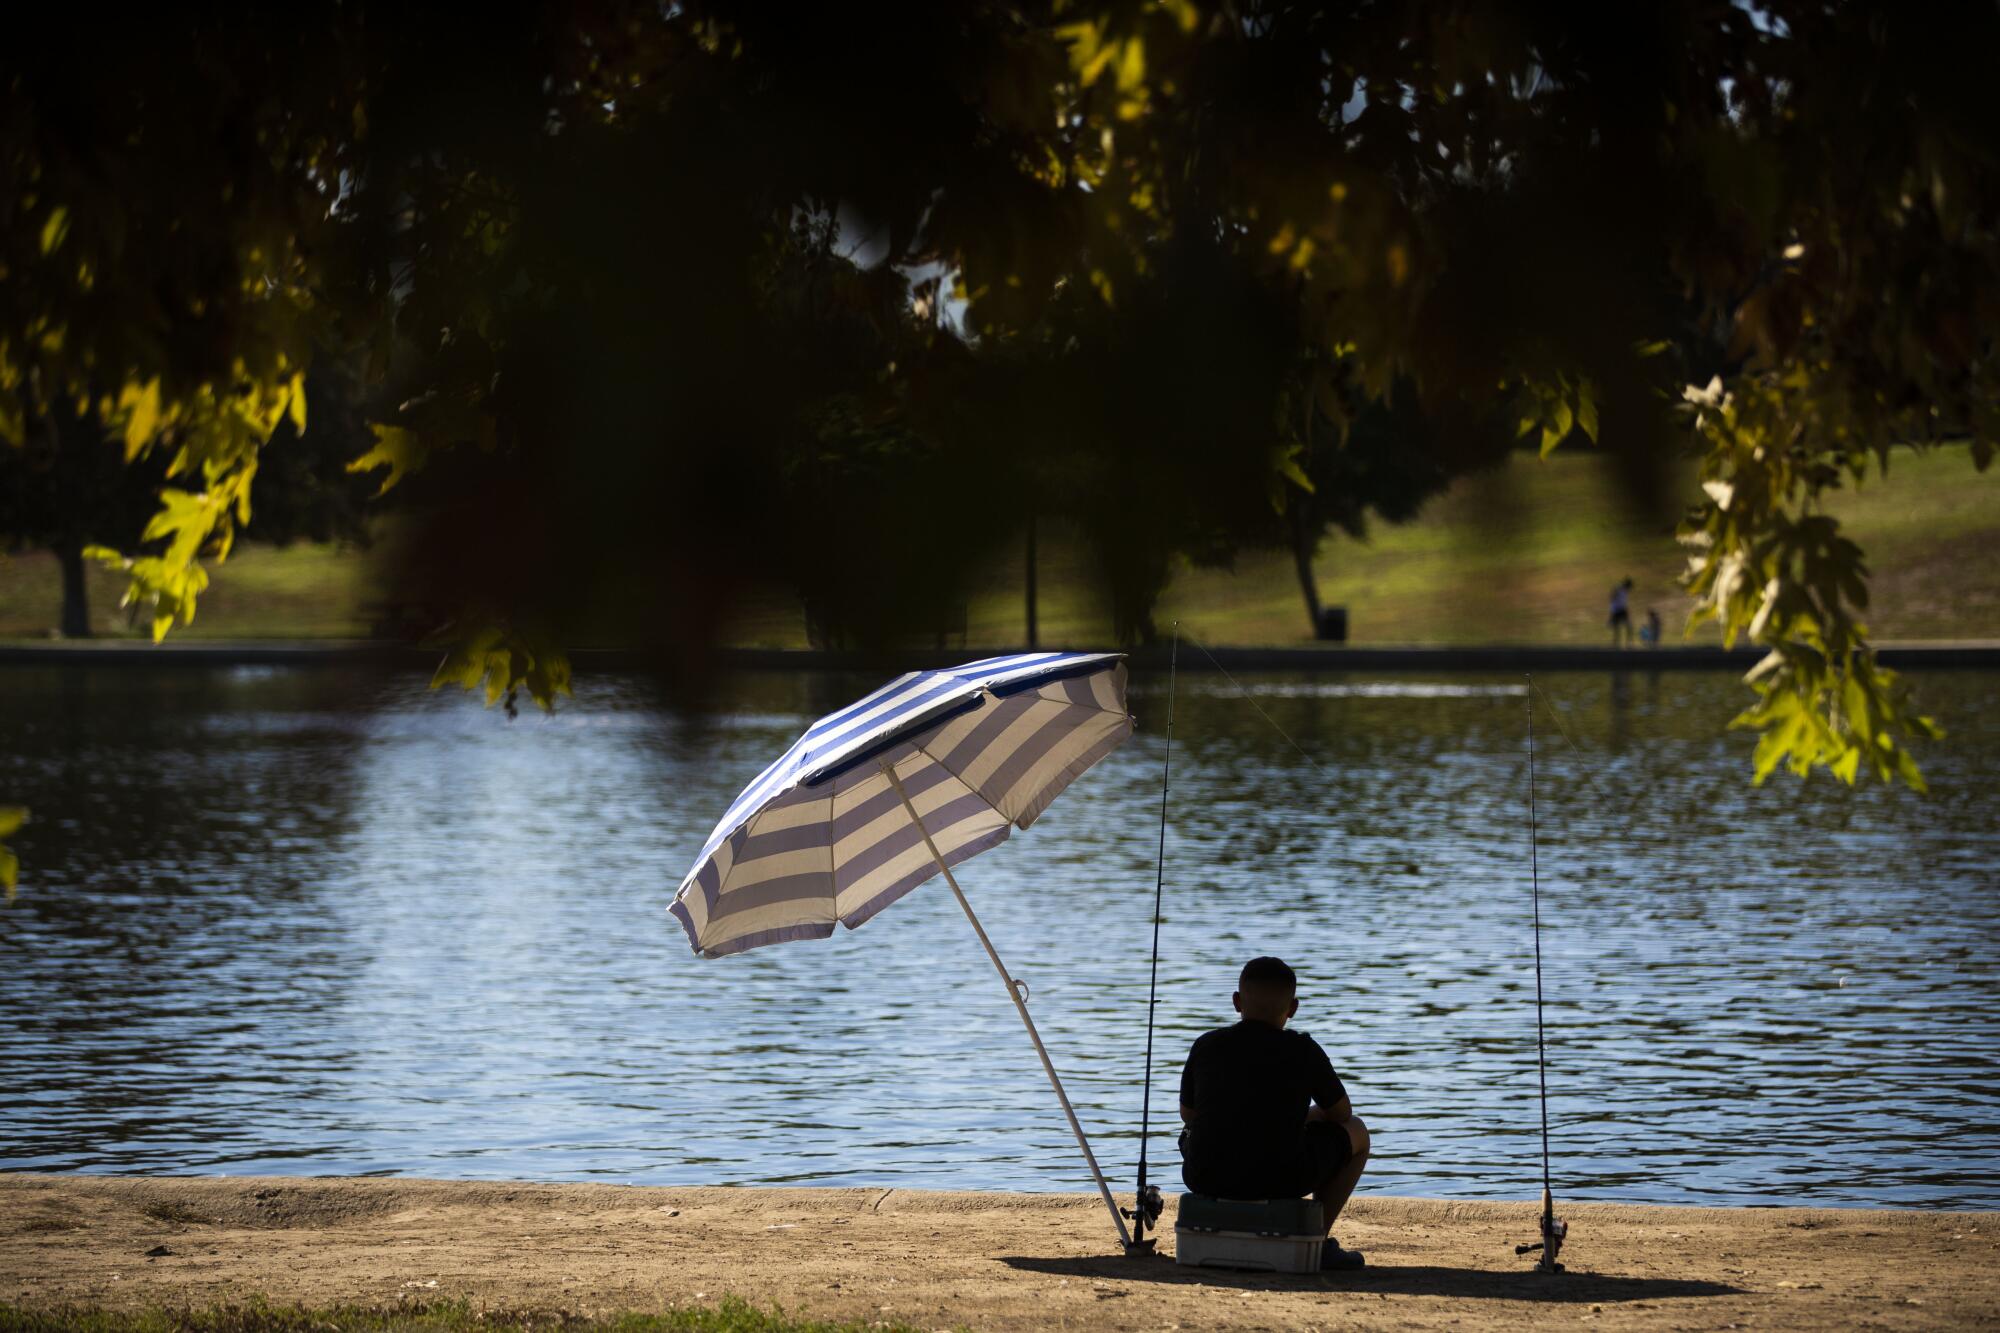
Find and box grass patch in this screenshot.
[0,540,382,641]
[0,1298,927,1333]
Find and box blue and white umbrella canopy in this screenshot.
[670,651,1133,958]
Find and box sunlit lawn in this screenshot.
[3,445,1995,646]
[1155,441,2000,645]
[0,540,385,641]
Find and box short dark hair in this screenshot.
[1239,956,1296,993]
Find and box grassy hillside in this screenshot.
[3,444,1995,645]
[1156,442,2000,646]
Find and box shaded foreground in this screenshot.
[2,1176,1993,1331]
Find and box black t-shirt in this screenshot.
[1179,1020,1347,1189]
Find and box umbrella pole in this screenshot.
[882,762,1133,1251]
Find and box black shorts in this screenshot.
[1182,1120,1353,1200]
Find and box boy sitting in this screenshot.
[1179,956,1370,1271]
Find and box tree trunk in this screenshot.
[1288,502,1322,635]
[54,541,90,638]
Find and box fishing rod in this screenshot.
[1123,625,1175,1256]
[1513,675,1567,1273]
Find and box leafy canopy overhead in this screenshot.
[5,1,1996,791]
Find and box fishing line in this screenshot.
[1520,674,1565,1271]
[1519,675,1700,860]
[1126,625,1177,1253]
[1525,675,1630,810]
[1527,680,1550,1202]
[1181,631,1340,779]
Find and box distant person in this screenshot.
[1180,956,1370,1271]
[1608,578,1634,647]
[1639,606,1662,648]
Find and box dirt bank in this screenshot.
[3,1175,1993,1330]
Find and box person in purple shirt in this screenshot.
[1179,956,1371,1270]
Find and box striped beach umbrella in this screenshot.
[669,650,1140,1246]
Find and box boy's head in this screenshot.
[1233,956,1300,1027]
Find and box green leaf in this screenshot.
[430,628,502,692]
[1830,747,1861,784]
[119,377,163,458]
[0,806,25,840]
[1539,400,1574,456]
[483,648,514,707]
[1276,449,1314,494]
[1575,387,1600,442]
[1115,36,1147,95]
[347,425,424,495]
[39,206,69,256]
[1749,723,1789,785]
[1840,670,1871,740]
[543,652,573,700]
[1060,20,1118,85]
[0,844,16,900]
[1893,744,1929,794]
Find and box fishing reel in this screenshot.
[1513,1187,1567,1273]
[1122,1183,1165,1257]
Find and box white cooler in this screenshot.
[1173,1194,1325,1275]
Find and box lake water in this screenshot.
[2,663,1996,1209]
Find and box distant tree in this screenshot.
[1278,378,1517,638]
[0,405,168,637]
[0,360,376,637]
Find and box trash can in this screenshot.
[1314,606,1349,642]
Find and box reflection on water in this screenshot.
[2,664,1997,1207]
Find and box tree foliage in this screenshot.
[5,1,1996,798]
[0,403,174,636]
[0,358,377,637]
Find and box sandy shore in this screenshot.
[2,1174,1994,1330]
